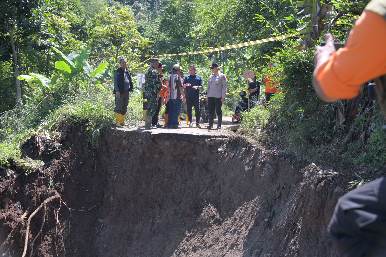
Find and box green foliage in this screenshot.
[55,61,72,74]
[18,73,51,89]
[89,4,148,64]
[240,105,271,138]
[35,0,88,50]
[0,0,148,169]
[0,129,35,167]
[1,0,384,173]
[46,91,114,136]
[341,114,386,169]
[51,47,109,79]
[154,0,195,53]
[80,0,107,19]
[126,91,144,127]
[0,61,15,113]
[1,46,140,169]
[256,45,337,156]
[90,62,109,78]
[356,127,386,169]
[0,141,21,167]
[327,0,368,39]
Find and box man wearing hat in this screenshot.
[167,64,183,129]
[114,57,133,126]
[143,58,162,129]
[151,62,165,128]
[207,63,227,129]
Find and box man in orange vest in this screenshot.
[313,1,386,256]
[263,64,279,102]
[159,66,169,127]
[151,63,166,128]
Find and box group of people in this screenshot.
[113,57,280,129]
[133,58,228,130]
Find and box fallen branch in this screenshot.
[22,193,60,257]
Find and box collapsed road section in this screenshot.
[0,126,341,257]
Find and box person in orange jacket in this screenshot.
[159,69,170,127]
[313,3,386,102]
[313,1,386,256]
[152,63,166,128]
[263,64,279,102]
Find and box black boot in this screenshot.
[207,120,213,130]
[217,116,222,129]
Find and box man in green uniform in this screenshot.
[143,58,162,129]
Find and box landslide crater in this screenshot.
[0,126,341,257]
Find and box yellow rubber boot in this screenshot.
[115,113,121,125]
[119,114,125,126]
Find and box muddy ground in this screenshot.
[0,125,345,256]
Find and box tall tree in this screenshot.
[0,0,38,105]
[89,4,148,65]
[153,0,195,54]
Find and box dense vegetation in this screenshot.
[0,0,145,165]
[1,0,385,171]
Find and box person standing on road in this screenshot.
[114,57,133,126]
[159,66,169,127]
[152,62,165,128]
[207,63,227,130]
[313,0,386,256]
[143,58,162,129]
[168,64,183,129]
[184,64,203,128]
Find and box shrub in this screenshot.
[240,105,270,138]
[126,90,144,127]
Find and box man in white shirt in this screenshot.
[207,63,227,130]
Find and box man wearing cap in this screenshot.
[151,62,165,128]
[144,58,162,129]
[207,63,227,130]
[184,64,203,128]
[114,57,133,126]
[168,64,183,129]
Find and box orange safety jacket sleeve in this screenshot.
[160,80,169,98]
[315,11,386,100]
[263,76,279,94]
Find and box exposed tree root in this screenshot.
[22,193,61,257]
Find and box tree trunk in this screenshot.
[10,24,22,105]
[115,45,121,63]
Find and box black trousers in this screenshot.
[114,91,129,115]
[152,97,162,126]
[208,97,222,128]
[328,177,386,257]
[187,95,200,124]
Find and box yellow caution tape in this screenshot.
[156,33,299,59]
